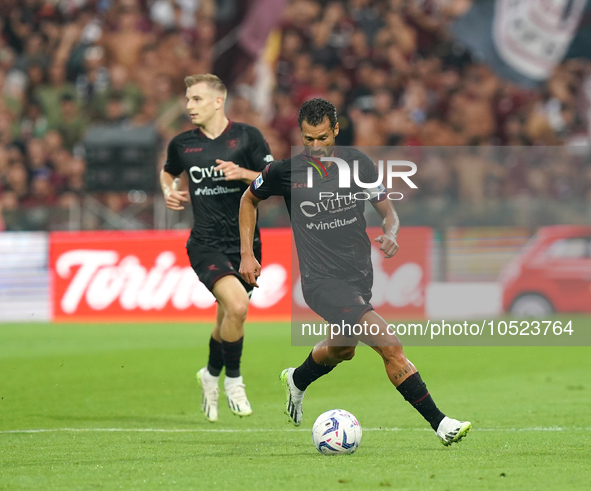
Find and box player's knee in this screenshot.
[225,300,249,321]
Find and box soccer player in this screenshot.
[160,74,273,422]
[238,98,471,446]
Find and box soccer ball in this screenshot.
[312,409,362,455]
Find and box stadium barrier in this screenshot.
[0,232,50,321]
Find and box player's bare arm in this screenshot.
[215,159,261,184]
[160,169,189,211]
[372,198,400,258]
[239,187,263,287]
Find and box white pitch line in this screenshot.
[1,427,589,435]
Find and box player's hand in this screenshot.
[215,159,244,181]
[374,235,399,258]
[239,254,261,288]
[164,189,189,211]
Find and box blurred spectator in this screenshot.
[68,155,86,194]
[0,143,8,187]
[101,93,128,123]
[24,62,46,102]
[0,68,23,118]
[6,161,29,201]
[133,44,161,96]
[26,137,50,176]
[0,110,17,145]
[100,0,154,70]
[43,129,64,159]
[0,0,590,231]
[20,98,49,139]
[327,86,353,145]
[150,73,184,134]
[48,146,72,194]
[34,61,77,128]
[90,63,143,120]
[51,93,89,150]
[76,46,109,109]
[14,31,50,72]
[21,170,57,208]
[132,96,159,127]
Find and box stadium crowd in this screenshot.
[0,0,590,231]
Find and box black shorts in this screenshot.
[187,243,262,294]
[302,277,374,328]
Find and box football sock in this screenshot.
[201,367,219,386]
[292,351,335,391]
[207,337,224,377]
[396,372,445,431]
[222,337,243,378]
[224,375,243,389]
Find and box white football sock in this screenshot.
[224,375,244,389]
[202,368,220,385]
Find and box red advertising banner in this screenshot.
[50,227,431,322]
[367,226,432,318]
[50,229,292,322]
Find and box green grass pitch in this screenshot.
[1,319,590,490]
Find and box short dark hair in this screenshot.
[298,98,338,129]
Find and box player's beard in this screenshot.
[306,145,334,159]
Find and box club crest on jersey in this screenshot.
[227,138,239,149]
[253,174,264,189]
[305,156,328,180]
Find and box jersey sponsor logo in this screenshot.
[227,138,239,149]
[189,165,225,183]
[253,174,264,189]
[299,194,357,218]
[194,185,241,196]
[305,216,358,230]
[184,147,203,153]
